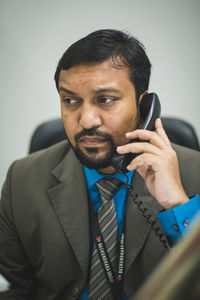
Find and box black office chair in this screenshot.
[29,119,67,153]
[29,117,200,154]
[161,117,200,150]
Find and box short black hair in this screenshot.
[54,29,151,101]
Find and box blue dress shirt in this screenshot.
[157,195,200,243]
[78,167,200,299]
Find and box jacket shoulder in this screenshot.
[173,143,200,195]
[4,141,71,192]
[173,143,200,159]
[14,140,71,172]
[173,143,200,168]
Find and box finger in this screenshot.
[125,129,166,150]
[126,153,159,171]
[155,118,171,146]
[117,141,162,156]
[134,163,150,178]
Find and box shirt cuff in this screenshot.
[157,195,200,244]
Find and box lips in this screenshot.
[79,136,106,146]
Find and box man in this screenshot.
[0,29,200,300]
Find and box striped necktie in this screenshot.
[88,177,123,300]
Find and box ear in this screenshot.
[139,90,148,104]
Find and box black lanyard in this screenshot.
[88,198,126,300]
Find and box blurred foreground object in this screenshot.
[134,216,200,300]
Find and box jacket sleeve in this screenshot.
[0,162,36,299]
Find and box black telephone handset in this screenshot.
[111,93,161,173]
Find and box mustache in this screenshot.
[75,127,113,143]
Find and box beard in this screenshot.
[72,127,117,170]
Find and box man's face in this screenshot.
[59,59,139,174]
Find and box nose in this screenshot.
[79,104,102,129]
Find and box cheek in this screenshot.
[108,110,137,137]
[108,115,138,148]
[61,113,77,145]
[121,102,138,129]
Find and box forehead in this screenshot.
[58,60,134,91]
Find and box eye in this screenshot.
[99,97,116,104]
[62,97,81,111]
[63,98,79,105]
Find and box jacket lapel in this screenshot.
[48,148,90,276]
[125,171,165,274]
[47,146,167,279]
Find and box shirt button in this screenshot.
[173,224,179,232]
[72,286,79,297]
[183,220,190,227]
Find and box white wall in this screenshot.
[1,0,200,190]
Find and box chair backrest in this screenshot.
[29,117,200,153]
[29,119,67,153]
[161,117,200,151]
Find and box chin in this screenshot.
[74,145,115,170]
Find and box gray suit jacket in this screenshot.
[0,141,200,299]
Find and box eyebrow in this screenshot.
[93,88,122,94]
[59,87,122,95]
[59,87,77,96]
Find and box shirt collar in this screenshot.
[83,166,134,189]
